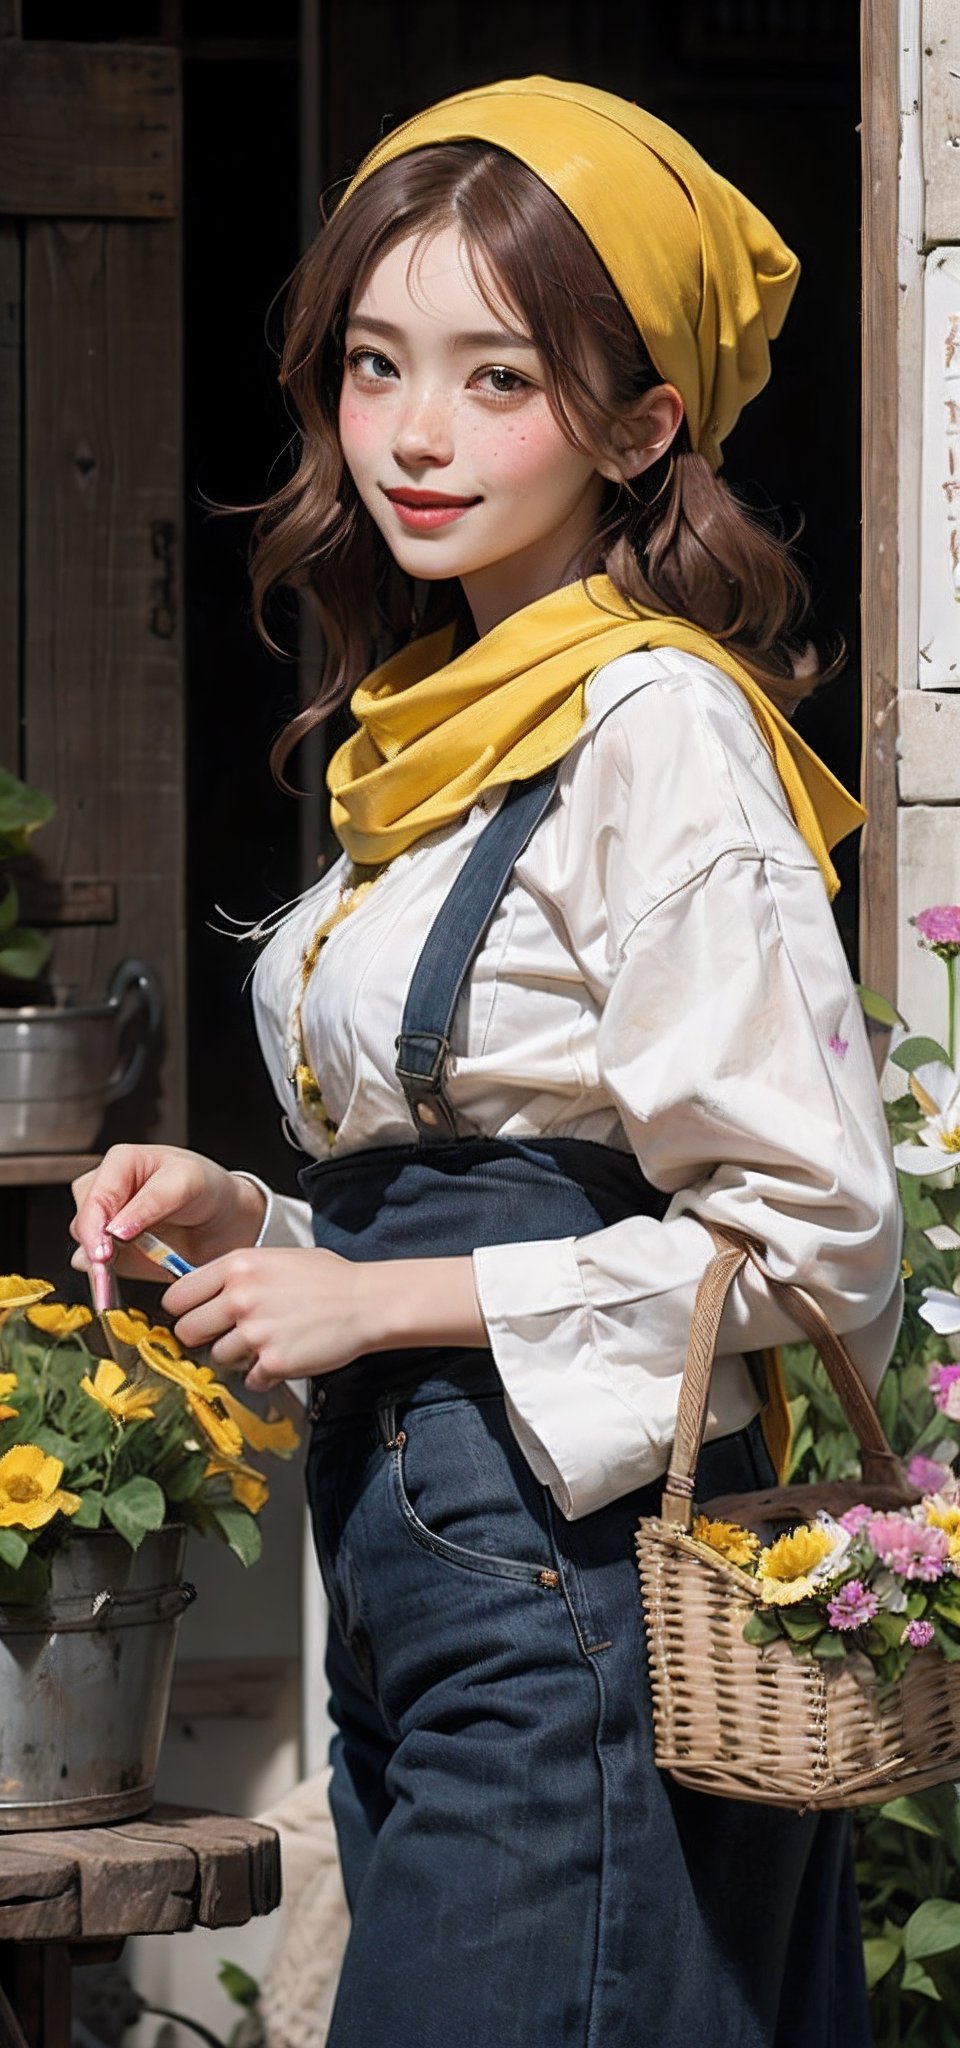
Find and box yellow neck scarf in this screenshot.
[327,576,864,894]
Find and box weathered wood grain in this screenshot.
[0,1807,280,1942]
[23,216,185,1143]
[0,1844,78,1942]
[115,1805,281,1925]
[0,223,20,773]
[5,1826,196,1938]
[0,45,179,221]
[921,0,960,245]
[860,0,901,1009]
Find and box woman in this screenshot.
[73,78,901,2047]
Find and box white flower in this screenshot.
[894,1061,960,1178]
[808,1512,853,1585]
[919,1288,960,1338]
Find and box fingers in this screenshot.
[70,1146,195,1266]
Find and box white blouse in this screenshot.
[249,646,903,1519]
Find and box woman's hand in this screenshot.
[70,1144,268,1283]
[161,1247,489,1390]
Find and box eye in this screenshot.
[472,365,533,400]
[345,348,398,384]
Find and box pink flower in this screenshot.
[828,1034,849,1059]
[913,905,960,952]
[929,1362,960,1418]
[866,1512,949,1580]
[827,1580,879,1630]
[907,1453,955,1494]
[903,1618,935,1648]
[840,1504,874,1535]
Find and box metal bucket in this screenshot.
[0,957,162,1153]
[0,1525,195,1829]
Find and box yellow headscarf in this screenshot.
[328,577,863,896]
[341,74,800,471]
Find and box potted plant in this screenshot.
[0,1277,300,1828]
[0,766,161,1153]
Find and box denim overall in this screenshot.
[301,772,871,2048]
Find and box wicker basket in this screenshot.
[635,1225,960,1811]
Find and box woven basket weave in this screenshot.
[635,1225,960,1811]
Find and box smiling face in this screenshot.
[339,227,612,635]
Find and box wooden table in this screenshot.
[0,1803,281,2047]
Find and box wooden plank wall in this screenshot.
[0,38,184,1274]
[24,217,184,1141]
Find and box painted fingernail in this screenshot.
[94,1241,113,1262]
[107,1220,134,1243]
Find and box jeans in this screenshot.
[307,1356,871,2048]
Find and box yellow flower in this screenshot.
[0,1445,81,1528]
[0,1370,18,1422]
[203,1454,270,1514]
[0,1275,54,1310]
[692,1515,760,1569]
[185,1390,243,1459]
[26,1302,93,1337]
[129,1340,242,1457]
[102,1307,152,1350]
[218,1385,300,1456]
[758,1523,834,1606]
[136,1343,214,1393]
[80,1360,159,1424]
[926,1498,960,1561]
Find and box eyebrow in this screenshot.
[344,315,535,350]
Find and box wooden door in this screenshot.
[0,18,184,1257]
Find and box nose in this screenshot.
[391,383,455,471]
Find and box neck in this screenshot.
[458,486,605,638]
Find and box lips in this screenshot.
[382,487,481,531]
[383,489,480,507]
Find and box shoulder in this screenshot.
[574,645,818,873]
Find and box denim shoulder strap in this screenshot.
[394,768,560,1143]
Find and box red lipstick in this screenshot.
[383,487,481,531]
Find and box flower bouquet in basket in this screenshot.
[636,906,960,1815]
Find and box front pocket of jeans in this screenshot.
[390,1397,558,1586]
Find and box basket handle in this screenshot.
[660,1222,906,1531]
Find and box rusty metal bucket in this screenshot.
[0,1525,195,1829]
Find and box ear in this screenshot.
[596,384,685,484]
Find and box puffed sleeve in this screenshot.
[472,662,903,1519]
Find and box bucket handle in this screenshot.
[104,959,163,1105]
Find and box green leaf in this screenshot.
[102,1476,165,1550]
[210,1503,261,1567]
[904,1899,960,1962]
[891,1035,953,1074]
[880,1796,944,1839]
[933,1623,960,1662]
[858,983,906,1027]
[162,1451,208,1503]
[0,924,51,981]
[218,1960,260,2008]
[810,1631,848,1659]
[70,1490,103,1530]
[901,1959,943,1999]
[779,1608,825,1643]
[0,767,54,840]
[863,1935,902,1989]
[0,1528,28,1570]
[0,883,18,936]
